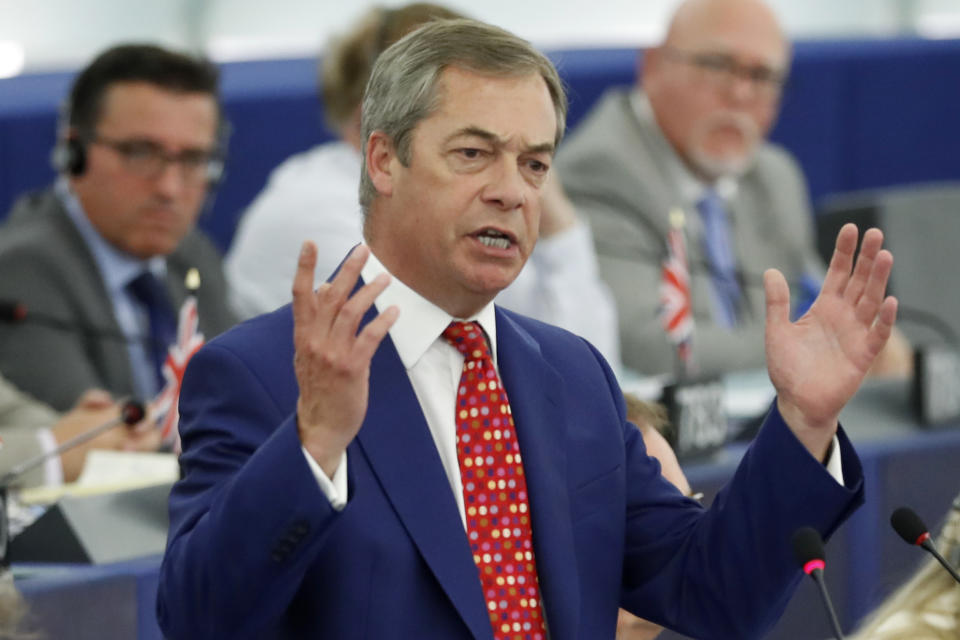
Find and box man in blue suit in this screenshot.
[158,18,898,640]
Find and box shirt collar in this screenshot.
[360,248,498,370]
[629,89,739,207]
[55,178,166,294]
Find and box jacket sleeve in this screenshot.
[157,342,342,640]
[579,341,865,639]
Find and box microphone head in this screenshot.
[0,301,26,323]
[792,526,826,575]
[120,399,146,426]
[891,507,930,547]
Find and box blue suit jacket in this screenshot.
[158,299,864,639]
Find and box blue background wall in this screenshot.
[0,38,958,252]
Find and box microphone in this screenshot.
[0,301,26,324]
[0,398,146,488]
[792,526,845,640]
[890,506,960,585]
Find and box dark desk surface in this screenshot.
[13,379,960,640]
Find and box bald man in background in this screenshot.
[557,0,910,378]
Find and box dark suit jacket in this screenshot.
[0,188,236,411]
[557,89,825,377]
[158,294,864,639]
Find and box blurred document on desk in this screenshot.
[76,450,178,487]
[19,451,178,505]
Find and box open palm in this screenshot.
[764,224,898,455]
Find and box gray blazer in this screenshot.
[557,89,824,376]
[0,188,236,411]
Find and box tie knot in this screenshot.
[127,271,171,310]
[697,188,726,221]
[442,321,491,361]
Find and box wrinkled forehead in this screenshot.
[430,66,561,144]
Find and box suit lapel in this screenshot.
[495,311,580,639]
[355,305,493,640]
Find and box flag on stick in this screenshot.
[151,269,204,452]
[659,208,695,375]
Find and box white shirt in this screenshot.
[225,141,621,372]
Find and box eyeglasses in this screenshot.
[662,47,788,99]
[89,134,223,185]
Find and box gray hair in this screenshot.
[358,18,567,213]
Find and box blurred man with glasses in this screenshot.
[0,44,236,414]
[558,0,911,378]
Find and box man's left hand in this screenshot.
[764,223,898,460]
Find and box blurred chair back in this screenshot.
[816,183,960,347]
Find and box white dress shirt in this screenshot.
[225,141,621,372]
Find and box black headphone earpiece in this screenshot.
[63,137,87,176]
[50,135,87,177]
[50,97,87,177]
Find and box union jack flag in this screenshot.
[659,209,694,371]
[151,296,204,452]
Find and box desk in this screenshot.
[13,381,960,639]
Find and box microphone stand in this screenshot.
[0,399,144,565]
[808,566,845,640]
[0,400,144,487]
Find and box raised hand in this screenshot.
[764,224,898,460]
[292,243,399,477]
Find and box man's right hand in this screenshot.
[293,243,399,478]
[53,389,161,483]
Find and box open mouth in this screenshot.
[474,228,515,250]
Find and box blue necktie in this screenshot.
[126,271,177,390]
[697,189,741,328]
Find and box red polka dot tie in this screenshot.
[442,321,546,640]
